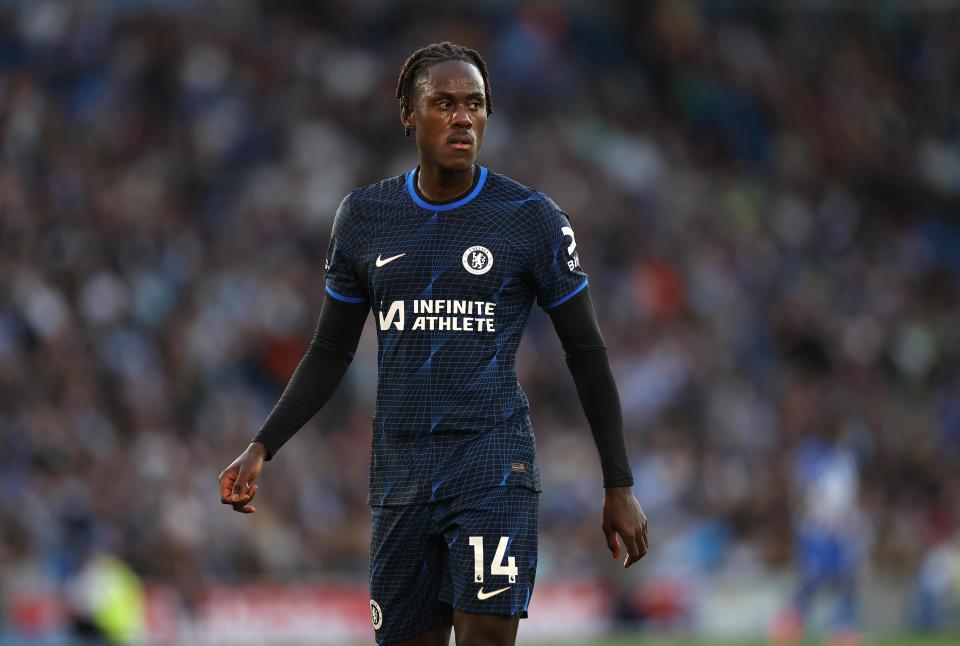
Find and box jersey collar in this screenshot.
[406,166,488,212]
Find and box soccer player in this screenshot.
[218,41,648,646]
[771,431,868,646]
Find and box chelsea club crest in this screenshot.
[462,245,493,275]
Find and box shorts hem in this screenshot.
[452,606,529,619]
[376,613,453,645]
[441,595,529,619]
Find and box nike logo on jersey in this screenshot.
[375,253,406,267]
[476,586,511,601]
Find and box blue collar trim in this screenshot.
[406,166,488,212]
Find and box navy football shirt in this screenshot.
[325,166,588,505]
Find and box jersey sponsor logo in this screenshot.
[370,599,383,629]
[375,252,406,267]
[462,245,493,275]
[477,586,512,601]
[377,300,496,332]
[377,300,405,331]
[561,227,581,272]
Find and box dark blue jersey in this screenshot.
[325,167,587,505]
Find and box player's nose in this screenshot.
[451,105,472,128]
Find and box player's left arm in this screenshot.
[547,287,649,568]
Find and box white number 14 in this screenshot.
[468,536,517,583]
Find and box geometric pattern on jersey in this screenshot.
[325,166,588,505]
[369,486,539,644]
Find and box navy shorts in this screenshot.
[368,486,539,644]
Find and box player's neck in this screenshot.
[416,164,476,203]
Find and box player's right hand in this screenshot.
[218,442,267,514]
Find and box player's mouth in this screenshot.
[447,134,474,150]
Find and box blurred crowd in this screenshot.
[2,0,960,637]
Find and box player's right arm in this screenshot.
[219,194,369,513]
[218,296,368,513]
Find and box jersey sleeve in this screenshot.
[324,193,369,304]
[527,195,589,310]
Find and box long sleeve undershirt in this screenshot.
[547,287,634,488]
[253,287,634,489]
[253,295,368,459]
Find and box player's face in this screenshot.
[403,60,487,173]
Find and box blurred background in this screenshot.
[2,0,960,644]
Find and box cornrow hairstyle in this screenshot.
[396,41,493,138]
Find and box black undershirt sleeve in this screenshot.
[253,296,369,459]
[547,286,634,488]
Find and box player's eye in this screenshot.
[469,101,482,110]
[438,100,452,109]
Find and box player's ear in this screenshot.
[401,106,415,138]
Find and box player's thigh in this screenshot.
[439,487,539,619]
[370,504,452,644]
[390,623,453,646]
[453,611,519,646]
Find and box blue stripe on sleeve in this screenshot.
[325,285,368,303]
[543,278,589,310]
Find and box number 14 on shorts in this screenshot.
[469,536,517,583]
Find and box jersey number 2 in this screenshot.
[468,536,517,583]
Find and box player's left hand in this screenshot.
[601,486,648,568]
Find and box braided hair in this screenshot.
[396,41,493,138]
